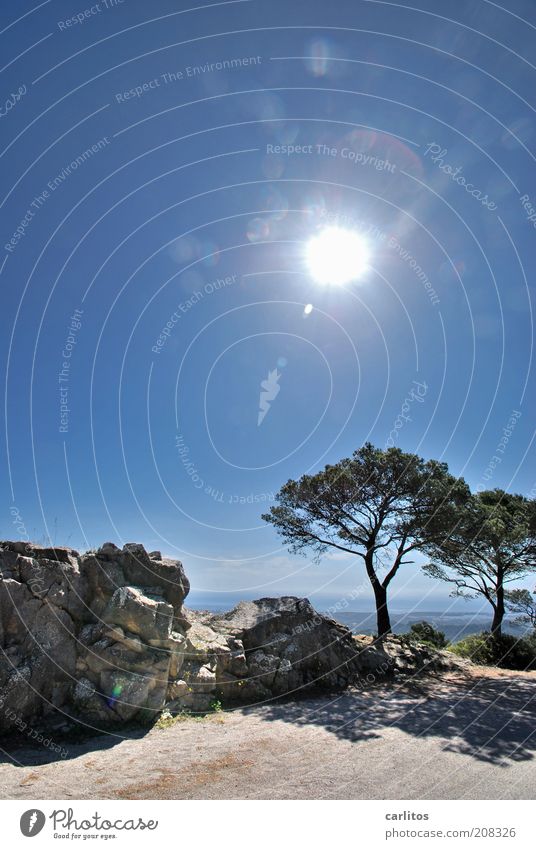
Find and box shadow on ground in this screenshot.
[250,674,536,765]
[2,673,535,770]
[0,725,149,768]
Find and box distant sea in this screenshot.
[186,596,525,643]
[333,611,525,642]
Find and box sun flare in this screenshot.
[306,227,370,285]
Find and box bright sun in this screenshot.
[306,227,370,285]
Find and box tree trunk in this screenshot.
[364,550,392,638]
[373,582,392,638]
[491,584,505,637]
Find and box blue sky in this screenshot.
[1,0,535,613]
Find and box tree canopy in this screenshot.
[423,489,536,635]
[505,588,536,631]
[262,443,469,636]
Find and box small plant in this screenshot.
[449,632,536,670]
[154,709,175,729]
[210,699,223,712]
[154,708,192,729]
[402,621,449,649]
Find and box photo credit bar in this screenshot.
[1,801,534,847]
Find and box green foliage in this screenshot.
[154,709,183,729]
[505,588,536,630]
[423,490,536,635]
[153,708,211,729]
[448,633,497,665]
[263,444,468,564]
[262,442,469,635]
[209,699,223,712]
[423,491,536,602]
[449,632,536,670]
[403,621,448,649]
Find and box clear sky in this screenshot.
[1,0,535,613]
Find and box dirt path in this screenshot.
[1,669,535,800]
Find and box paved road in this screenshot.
[1,670,535,799]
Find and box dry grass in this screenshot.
[116,754,253,799]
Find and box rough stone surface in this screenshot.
[0,541,471,730]
[0,541,189,730]
[181,597,366,708]
[352,634,472,682]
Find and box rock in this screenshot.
[0,542,78,563]
[0,541,190,730]
[104,627,144,654]
[0,541,473,731]
[73,677,96,705]
[99,670,151,721]
[182,597,364,704]
[167,679,189,700]
[116,545,190,621]
[102,586,174,644]
[352,634,471,681]
[96,542,120,557]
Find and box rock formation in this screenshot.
[0,541,190,729]
[178,597,364,711]
[0,541,466,732]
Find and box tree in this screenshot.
[262,443,469,637]
[505,588,536,632]
[423,490,536,637]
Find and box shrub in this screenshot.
[449,632,536,670]
[402,621,449,649]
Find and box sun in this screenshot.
[306,227,370,285]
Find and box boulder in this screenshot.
[102,586,174,644]
[180,597,364,705]
[352,634,472,680]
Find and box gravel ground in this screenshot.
[1,668,535,800]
